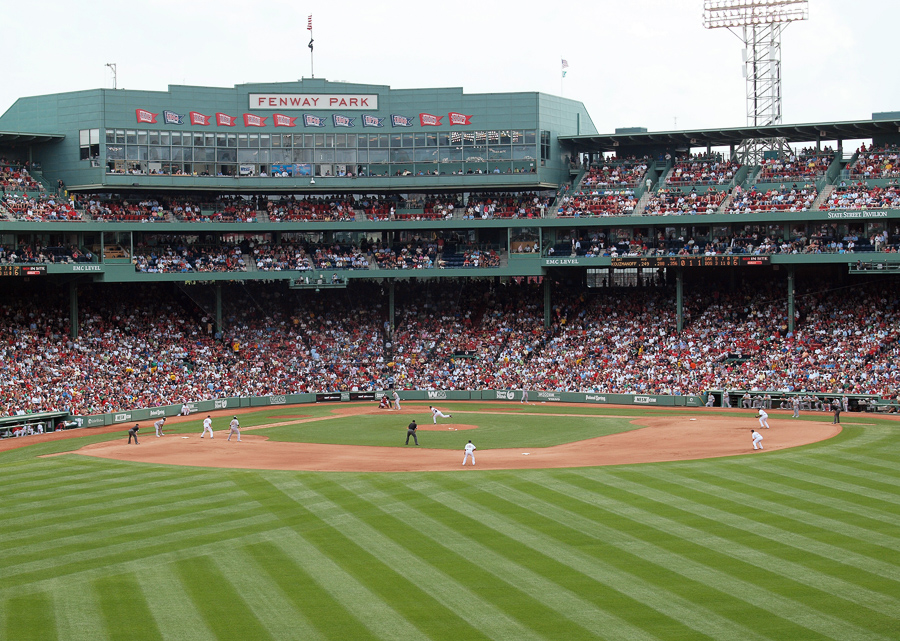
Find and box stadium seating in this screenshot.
[2,279,898,418]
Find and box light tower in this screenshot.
[703,0,809,163]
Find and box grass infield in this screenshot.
[1,404,898,640]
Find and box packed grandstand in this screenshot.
[1,79,900,426]
[1,276,898,419]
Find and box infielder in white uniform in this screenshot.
[751,429,764,450]
[228,416,241,441]
[201,415,214,438]
[758,408,770,429]
[463,440,476,465]
[430,405,452,423]
[154,417,166,437]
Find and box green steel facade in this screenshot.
[0,79,596,192]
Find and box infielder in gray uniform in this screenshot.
[228,416,241,441]
[154,417,166,437]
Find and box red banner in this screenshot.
[189,112,211,126]
[448,112,472,126]
[243,113,267,127]
[216,113,237,127]
[272,113,297,127]
[135,109,158,124]
[419,113,442,127]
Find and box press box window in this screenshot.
[79,128,100,160]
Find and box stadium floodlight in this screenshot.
[703,0,809,163]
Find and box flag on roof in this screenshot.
[561,59,569,69]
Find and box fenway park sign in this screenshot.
[249,93,377,110]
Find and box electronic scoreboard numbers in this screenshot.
[610,256,771,268]
[0,265,48,277]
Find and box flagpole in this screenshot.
[308,15,315,78]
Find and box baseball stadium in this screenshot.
[2,11,900,639]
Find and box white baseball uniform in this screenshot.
[228,418,241,441]
[154,419,166,437]
[431,407,451,423]
[201,416,214,438]
[758,409,770,429]
[752,430,764,450]
[463,441,476,465]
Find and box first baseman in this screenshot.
[154,417,166,437]
[228,416,241,441]
[201,415,214,438]
[463,440,476,465]
[758,408,770,429]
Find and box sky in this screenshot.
[3,0,898,136]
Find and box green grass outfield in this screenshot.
[1,404,899,640]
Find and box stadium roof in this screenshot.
[0,131,64,145]
[560,118,900,153]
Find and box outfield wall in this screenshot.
[68,390,707,428]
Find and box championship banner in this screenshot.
[332,114,355,128]
[163,111,185,125]
[190,112,211,126]
[216,113,237,127]
[272,113,297,127]
[135,109,158,124]
[448,112,472,126]
[391,114,414,127]
[419,113,442,127]
[362,114,384,127]
[303,114,327,127]
[243,113,267,127]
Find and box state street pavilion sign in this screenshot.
[249,94,378,110]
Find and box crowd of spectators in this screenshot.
[726,183,817,213]
[372,243,437,269]
[757,148,834,182]
[2,278,898,420]
[265,195,357,222]
[642,187,726,215]
[823,181,900,210]
[133,244,248,273]
[0,161,41,193]
[580,161,648,188]
[848,144,900,180]
[557,190,637,217]
[666,156,740,186]
[2,194,82,221]
[0,243,93,264]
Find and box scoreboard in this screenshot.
[610,256,771,268]
[0,265,48,277]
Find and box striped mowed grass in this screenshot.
[1,407,899,640]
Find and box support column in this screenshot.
[676,268,684,334]
[388,280,395,332]
[543,276,551,329]
[69,281,79,340]
[787,266,795,336]
[215,284,223,336]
